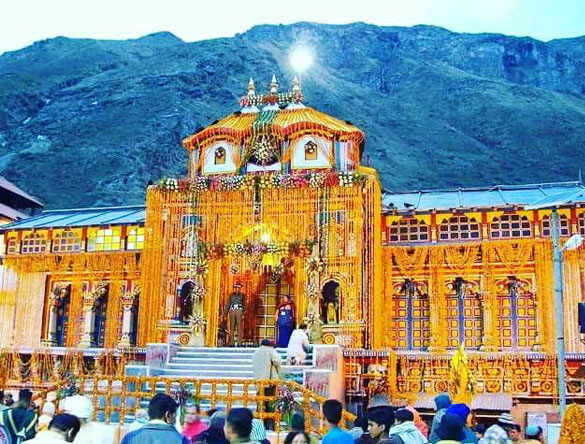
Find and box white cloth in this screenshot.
[286,329,310,363]
[27,430,69,443]
[390,421,429,444]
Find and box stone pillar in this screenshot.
[46,296,60,346]
[79,296,96,348]
[479,295,495,351]
[118,291,136,348]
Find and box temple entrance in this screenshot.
[55,286,71,347]
[92,291,108,347]
[255,281,295,342]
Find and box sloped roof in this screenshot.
[0,203,30,221]
[183,107,364,148]
[0,176,43,207]
[0,205,145,231]
[382,181,585,212]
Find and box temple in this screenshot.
[0,77,584,420]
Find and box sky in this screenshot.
[1,0,585,55]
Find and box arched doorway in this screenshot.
[179,281,196,324]
[321,280,340,325]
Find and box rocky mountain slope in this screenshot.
[0,22,584,208]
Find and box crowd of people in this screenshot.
[327,393,547,444]
[0,387,577,444]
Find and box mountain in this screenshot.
[0,23,585,209]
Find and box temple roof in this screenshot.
[183,107,364,149]
[0,175,43,208]
[382,181,585,212]
[0,205,145,231]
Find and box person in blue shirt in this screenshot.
[322,400,353,444]
[121,393,190,444]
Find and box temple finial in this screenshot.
[292,75,301,95]
[270,74,278,94]
[247,78,256,98]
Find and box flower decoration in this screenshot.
[194,260,209,276]
[305,282,318,300]
[159,177,179,191]
[190,284,205,300]
[189,313,207,333]
[229,263,239,275]
[307,257,324,275]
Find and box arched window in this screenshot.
[22,232,47,254]
[497,278,537,349]
[6,237,18,254]
[392,279,430,350]
[490,214,532,239]
[438,215,481,241]
[388,218,430,243]
[87,228,121,252]
[541,214,570,237]
[579,213,585,236]
[304,141,318,161]
[126,227,145,250]
[214,146,226,165]
[53,230,82,253]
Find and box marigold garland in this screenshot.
[559,404,585,444]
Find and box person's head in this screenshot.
[291,411,305,432]
[3,393,13,406]
[184,404,201,424]
[472,423,487,439]
[234,282,242,291]
[49,413,81,443]
[224,408,253,440]
[434,393,452,412]
[298,323,307,331]
[446,403,471,425]
[394,408,414,425]
[17,389,32,408]
[209,411,226,430]
[496,412,516,432]
[354,415,368,431]
[437,413,465,441]
[322,399,343,428]
[284,431,311,444]
[260,338,274,347]
[64,395,93,422]
[367,406,394,440]
[147,393,177,424]
[525,425,543,440]
[42,401,56,417]
[134,408,149,422]
[508,423,522,442]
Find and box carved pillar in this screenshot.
[118,289,137,348]
[79,294,96,348]
[46,295,60,346]
[479,293,495,351]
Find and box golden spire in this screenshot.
[247,78,256,98]
[292,75,301,95]
[269,74,278,95]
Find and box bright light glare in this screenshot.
[261,232,270,243]
[289,46,314,73]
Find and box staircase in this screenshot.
[160,346,313,381]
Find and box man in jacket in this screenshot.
[252,339,281,430]
[121,393,190,444]
[0,389,38,443]
[429,394,451,443]
[389,409,428,444]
